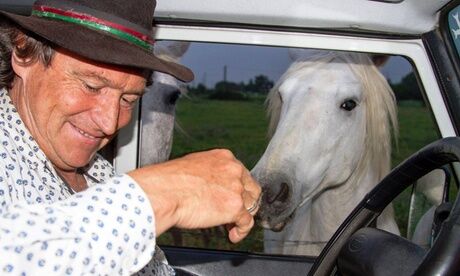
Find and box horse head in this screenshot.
[139,41,190,166]
[251,49,397,254]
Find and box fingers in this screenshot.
[209,149,262,215]
[242,190,261,216]
[230,167,261,242]
[207,152,261,242]
[242,169,262,215]
[227,212,255,243]
[245,194,262,215]
[219,153,261,241]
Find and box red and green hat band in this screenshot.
[32,5,154,51]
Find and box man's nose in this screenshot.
[93,96,120,136]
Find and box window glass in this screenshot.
[140,41,444,256]
[447,5,460,60]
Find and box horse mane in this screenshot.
[266,51,398,181]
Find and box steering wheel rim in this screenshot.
[308,136,460,276]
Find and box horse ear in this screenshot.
[166,41,191,59]
[154,41,191,60]
[370,54,390,68]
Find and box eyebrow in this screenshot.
[73,71,113,85]
[71,70,146,95]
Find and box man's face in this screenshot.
[13,48,146,172]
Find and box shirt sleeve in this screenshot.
[0,174,156,275]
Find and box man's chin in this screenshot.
[60,151,98,170]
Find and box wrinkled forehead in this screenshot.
[53,48,149,90]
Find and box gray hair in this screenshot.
[0,19,55,89]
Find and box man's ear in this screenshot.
[11,49,33,79]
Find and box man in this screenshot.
[0,0,261,275]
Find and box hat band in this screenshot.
[32,5,154,51]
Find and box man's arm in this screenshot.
[0,174,156,275]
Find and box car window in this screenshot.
[140,41,445,256]
[447,4,460,62]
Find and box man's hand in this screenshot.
[128,149,262,243]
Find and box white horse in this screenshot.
[139,41,190,166]
[251,50,400,256]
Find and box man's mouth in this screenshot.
[77,128,96,139]
[71,124,99,140]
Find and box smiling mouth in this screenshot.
[71,124,99,140]
[78,128,96,139]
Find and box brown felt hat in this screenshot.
[0,0,194,82]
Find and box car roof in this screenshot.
[155,0,451,35]
[0,0,452,35]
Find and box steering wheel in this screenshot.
[307,137,460,276]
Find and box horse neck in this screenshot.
[283,166,380,251]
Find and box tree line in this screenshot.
[388,72,424,103]
[188,74,274,100]
[187,72,423,103]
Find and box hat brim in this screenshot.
[0,11,194,82]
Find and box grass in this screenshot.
[160,96,268,252]
[157,97,451,253]
[171,96,269,169]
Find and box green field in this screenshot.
[158,97,449,253]
[170,96,269,168]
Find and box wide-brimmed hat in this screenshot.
[0,0,194,82]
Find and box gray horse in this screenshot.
[139,41,190,166]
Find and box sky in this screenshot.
[180,42,413,88]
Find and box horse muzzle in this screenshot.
[254,172,296,231]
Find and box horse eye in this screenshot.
[167,90,181,105]
[340,99,357,111]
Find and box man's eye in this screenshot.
[83,83,100,92]
[121,96,139,107]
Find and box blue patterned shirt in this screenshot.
[0,90,162,275]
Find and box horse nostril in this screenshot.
[267,182,290,204]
